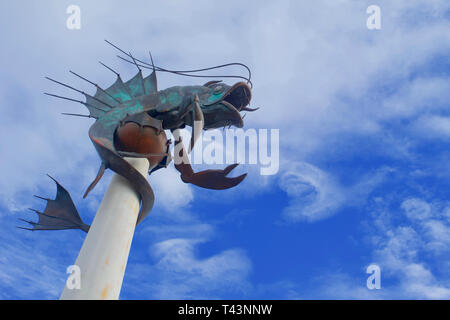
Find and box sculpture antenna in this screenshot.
[98,61,120,77]
[69,70,122,104]
[61,112,97,119]
[45,77,113,109]
[44,92,106,113]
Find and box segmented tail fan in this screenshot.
[18,175,90,233]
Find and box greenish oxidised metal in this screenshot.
[87,77,251,226]
[24,47,254,234]
[167,91,182,106]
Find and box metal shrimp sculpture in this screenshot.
[18,41,258,233]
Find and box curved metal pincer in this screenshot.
[177,162,247,190]
[172,128,247,190]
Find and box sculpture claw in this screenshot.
[180,163,247,190]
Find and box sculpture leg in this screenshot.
[172,129,247,190]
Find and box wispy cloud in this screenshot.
[123,238,251,299]
[305,196,450,299]
[367,197,450,299]
[278,162,390,222]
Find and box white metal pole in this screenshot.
[60,157,150,300]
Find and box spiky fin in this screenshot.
[100,76,132,103]
[18,175,89,233]
[144,71,157,95]
[46,45,159,120]
[93,71,158,107]
[125,72,145,97]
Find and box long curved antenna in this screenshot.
[128,52,141,73]
[104,39,252,87]
[116,55,253,87]
[105,39,251,79]
[155,62,252,86]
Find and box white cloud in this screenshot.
[279,162,390,222]
[381,77,450,121]
[401,198,432,221]
[368,198,450,299]
[316,196,450,299]
[124,238,251,299]
[140,222,214,242]
[412,115,450,140]
[279,162,345,222]
[374,226,423,271]
[149,165,194,213]
[0,228,84,299]
[423,220,450,254]
[153,238,250,280]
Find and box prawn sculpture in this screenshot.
[19,41,257,233]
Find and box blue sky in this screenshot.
[1,0,450,299]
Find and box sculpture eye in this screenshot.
[214,85,223,93]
